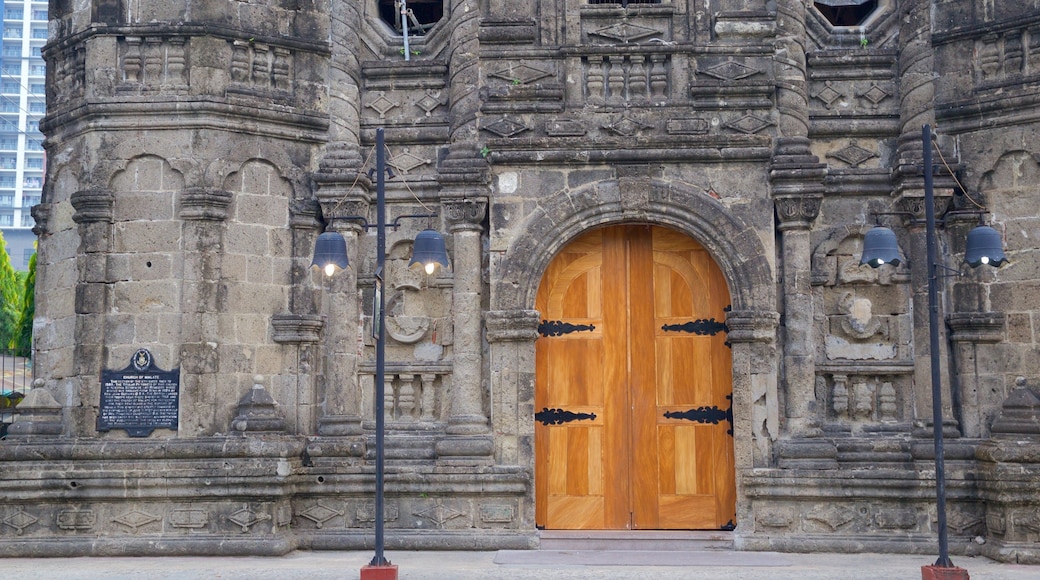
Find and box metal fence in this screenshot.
[0,350,31,438]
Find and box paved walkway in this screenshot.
[0,550,1036,579]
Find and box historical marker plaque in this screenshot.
[98,349,179,437]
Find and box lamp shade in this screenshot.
[311,231,349,276]
[860,226,902,268]
[964,225,1007,268]
[408,229,451,274]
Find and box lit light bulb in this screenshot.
[324,263,336,277]
[980,256,990,265]
[424,262,436,275]
[874,258,885,266]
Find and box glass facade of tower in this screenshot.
[0,0,43,269]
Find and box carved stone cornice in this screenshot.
[179,188,233,221]
[289,199,322,230]
[315,194,370,234]
[30,203,51,236]
[896,192,953,224]
[773,194,822,231]
[271,313,324,344]
[485,310,540,343]
[70,189,114,224]
[725,309,780,344]
[947,312,1005,343]
[443,198,487,233]
[437,142,491,190]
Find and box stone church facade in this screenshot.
[2,0,1039,562]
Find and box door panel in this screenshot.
[536,225,734,531]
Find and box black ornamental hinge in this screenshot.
[535,407,597,426]
[663,395,734,436]
[539,320,596,337]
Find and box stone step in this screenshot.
[538,530,734,551]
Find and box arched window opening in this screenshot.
[814,0,878,27]
[378,0,442,36]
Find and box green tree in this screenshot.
[0,231,20,349]
[12,250,34,357]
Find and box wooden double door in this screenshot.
[535,225,735,530]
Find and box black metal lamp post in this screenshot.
[860,124,1006,576]
[310,127,450,580]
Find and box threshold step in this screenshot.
[538,530,734,551]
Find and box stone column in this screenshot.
[321,0,365,174]
[947,312,1005,438]
[893,0,960,438]
[773,195,823,437]
[725,309,781,471]
[440,0,485,169]
[770,1,826,438]
[436,198,493,461]
[315,195,370,436]
[177,187,233,436]
[68,188,115,437]
[485,309,540,529]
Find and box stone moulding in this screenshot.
[271,314,324,344]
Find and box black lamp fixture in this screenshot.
[309,127,449,580]
[860,125,1006,579]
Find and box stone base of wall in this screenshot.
[0,437,533,556]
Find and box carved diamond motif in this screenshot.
[414,501,465,528]
[366,92,400,119]
[228,507,271,533]
[489,64,552,85]
[415,90,444,116]
[4,509,38,535]
[603,116,651,137]
[590,22,661,43]
[113,509,160,531]
[299,503,344,529]
[725,112,772,135]
[859,82,891,106]
[813,82,844,108]
[387,148,432,173]
[701,60,762,81]
[828,142,877,168]
[483,118,530,138]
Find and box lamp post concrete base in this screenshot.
[921,565,970,580]
[361,563,399,580]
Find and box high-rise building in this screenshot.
[0,0,43,269]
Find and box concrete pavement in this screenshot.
[0,550,1036,579]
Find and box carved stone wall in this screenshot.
[8,0,1040,561]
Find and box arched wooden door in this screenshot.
[535,225,735,530]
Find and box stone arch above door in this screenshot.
[491,176,775,315]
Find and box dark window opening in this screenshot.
[378,0,442,36]
[589,0,661,5]
[814,1,878,27]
